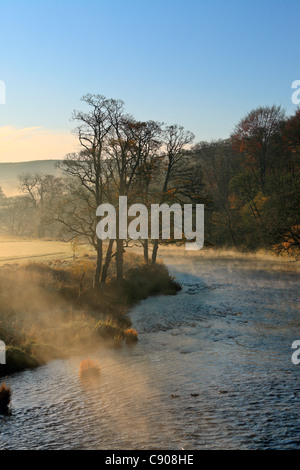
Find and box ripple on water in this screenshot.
[1,256,299,449]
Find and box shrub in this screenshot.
[124,328,138,344]
[79,358,101,378]
[25,262,71,283]
[95,319,124,340]
[69,260,95,296]
[125,263,181,301]
[0,383,12,413]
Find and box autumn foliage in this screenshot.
[192,105,300,254]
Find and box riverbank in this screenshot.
[0,252,180,377]
[1,254,298,449]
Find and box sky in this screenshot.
[0,0,299,162]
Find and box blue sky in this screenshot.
[0,0,299,161]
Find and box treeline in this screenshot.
[194,105,300,253]
[0,97,299,286]
[0,174,64,238]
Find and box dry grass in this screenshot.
[0,236,94,266]
[95,318,124,341]
[124,328,138,344]
[0,383,11,413]
[79,359,101,378]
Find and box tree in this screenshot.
[231,105,285,191]
[56,94,116,287]
[104,118,163,271]
[19,173,64,237]
[1,195,35,236]
[56,94,163,284]
[151,124,195,264]
[264,108,300,252]
[191,139,242,247]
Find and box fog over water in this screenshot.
[0,253,299,450]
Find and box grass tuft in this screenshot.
[0,383,12,413]
[124,328,138,344]
[95,319,124,341]
[79,358,101,378]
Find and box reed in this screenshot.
[124,328,139,344]
[79,358,101,378]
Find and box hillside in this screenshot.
[0,160,62,196]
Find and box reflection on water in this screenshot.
[0,255,299,449]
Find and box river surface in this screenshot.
[0,254,299,449]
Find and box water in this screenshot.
[1,254,299,449]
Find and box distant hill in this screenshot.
[0,160,63,196]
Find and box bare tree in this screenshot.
[1,195,35,236]
[56,94,117,287]
[55,94,197,282]
[151,125,195,264]
[19,173,64,237]
[104,117,163,274]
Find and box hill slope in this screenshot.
[0,160,62,196]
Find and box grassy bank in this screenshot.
[0,252,180,376]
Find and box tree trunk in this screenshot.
[224,206,239,250]
[100,239,114,285]
[116,238,124,281]
[143,239,149,262]
[151,239,159,265]
[94,240,103,288]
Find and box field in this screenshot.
[0,236,94,265]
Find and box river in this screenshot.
[0,253,299,449]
